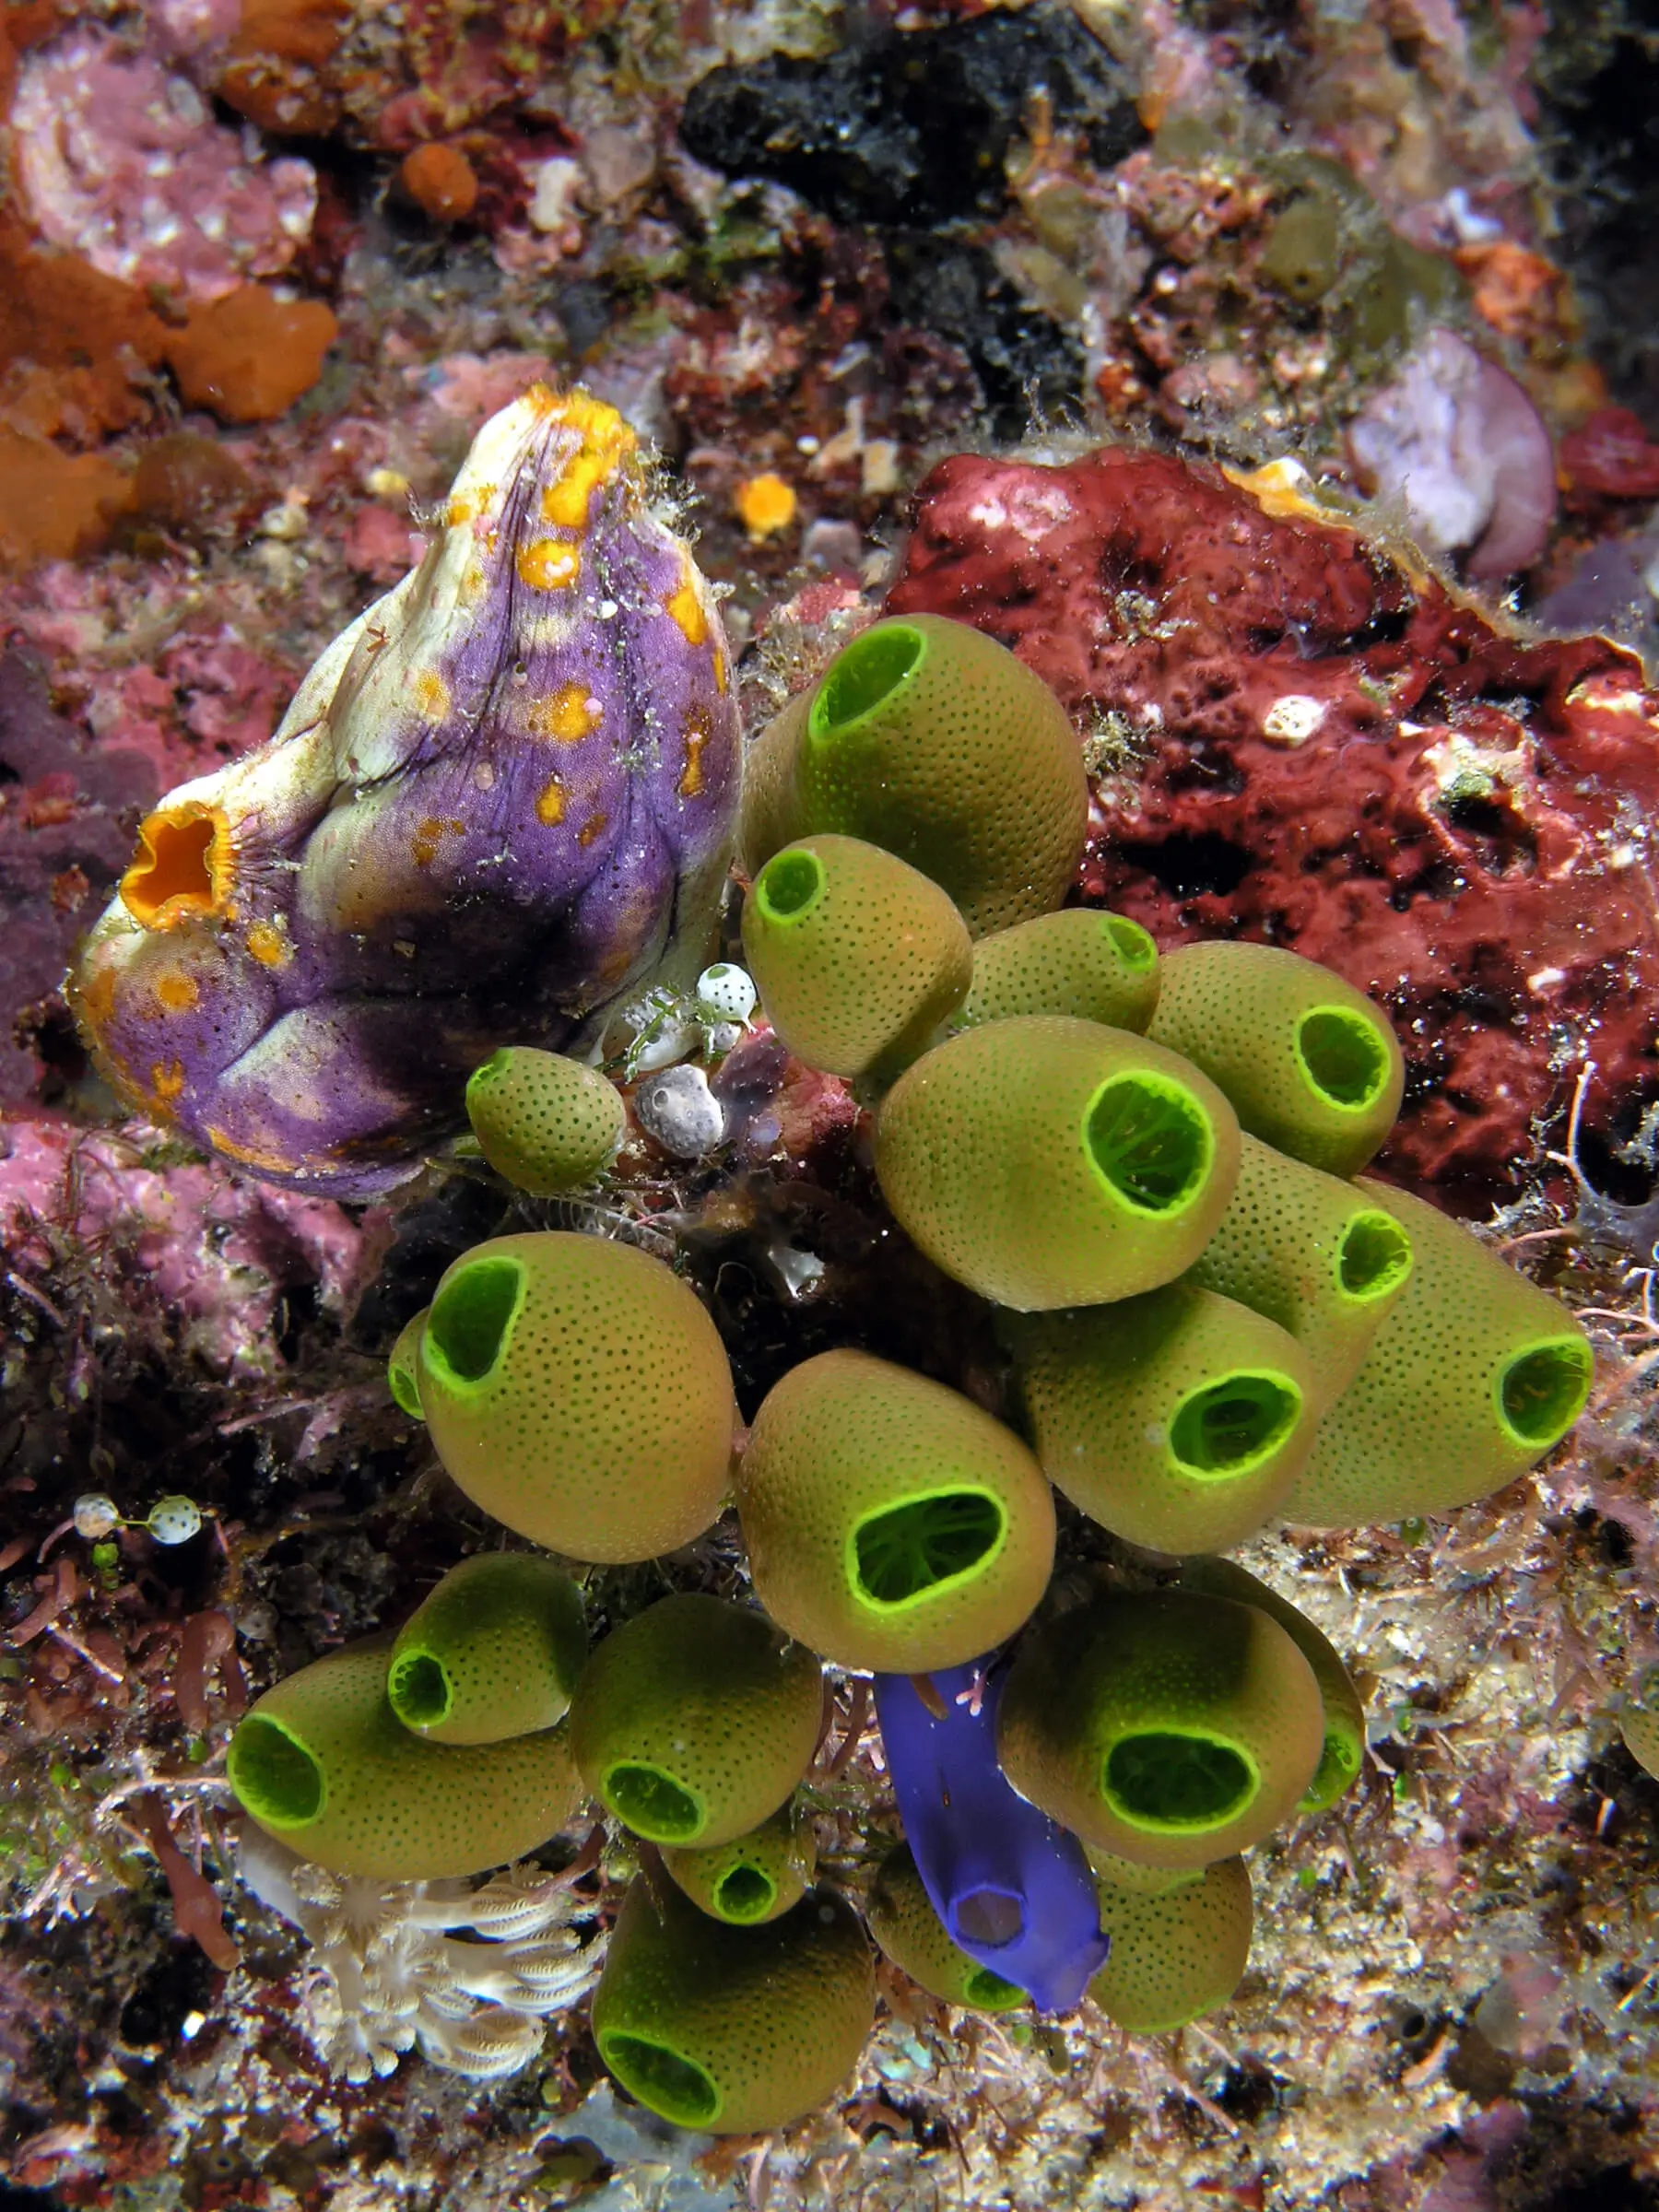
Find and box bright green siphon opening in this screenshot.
[715,1865,776,1922]
[1499,1338,1593,1447]
[1338,1210,1412,1300]
[465,1049,512,1100]
[1169,1372,1301,1478]
[1295,1006,1389,1110]
[955,1888,1024,1947]
[1103,1731,1255,1830]
[229,1715,324,1828]
[598,2032,720,2127]
[425,1257,524,1385]
[388,1649,452,1729]
[1105,914,1157,971]
[756,848,826,924]
[811,623,924,734]
[388,1353,423,1418]
[851,1488,1005,1609]
[1086,1074,1210,1213]
[605,1762,703,1841]
[1303,1729,1361,1809]
[965,1966,1025,2007]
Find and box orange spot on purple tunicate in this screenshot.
[154,967,199,1012]
[577,811,608,849]
[535,775,567,826]
[517,538,581,592]
[530,683,604,743]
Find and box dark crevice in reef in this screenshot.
[678,6,1143,227]
[677,3,1130,436]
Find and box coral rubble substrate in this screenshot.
[6,1,1659,2207]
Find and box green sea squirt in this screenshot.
[415,1230,736,1564]
[875,1016,1241,1311]
[387,1552,587,1745]
[661,1800,818,1926]
[954,908,1159,1033]
[740,833,971,1085]
[1281,1179,1594,1525]
[1087,1854,1253,2032]
[569,1594,823,1847]
[997,1590,1324,1869]
[591,1873,876,2134]
[228,1637,583,1879]
[1008,1282,1317,1555]
[465,1046,626,1194]
[736,1348,1056,1673]
[1147,941,1404,1177]
[737,613,1088,937]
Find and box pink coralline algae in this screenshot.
[70,387,740,1197]
[886,443,1659,1197]
[1347,326,1557,581]
[12,24,316,302]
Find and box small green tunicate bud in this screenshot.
[661,1799,817,1925]
[1281,1179,1594,1526]
[387,1309,426,1418]
[592,1875,875,2135]
[875,1017,1241,1311]
[415,1232,735,1564]
[228,1637,583,1879]
[867,1844,1026,2011]
[569,1594,823,1849]
[1177,1558,1365,1814]
[388,1553,587,1746]
[1147,942,1404,1176]
[737,1349,1055,1674]
[997,1591,1324,1870]
[1260,191,1341,303]
[955,910,1159,1034]
[737,615,1088,938]
[1007,1282,1316,1555]
[1188,1134,1413,1411]
[742,835,971,1086]
[465,1047,625,1196]
[1088,1856,1253,2032]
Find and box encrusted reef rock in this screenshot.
[887,445,1659,1197]
[70,386,739,1197]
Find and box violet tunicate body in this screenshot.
[69,386,739,1196]
[873,1660,1108,2013]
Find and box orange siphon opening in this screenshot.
[120,804,233,930]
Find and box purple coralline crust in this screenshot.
[874,1661,1109,2014]
[68,386,739,1197]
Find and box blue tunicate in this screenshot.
[873,1657,1109,2012]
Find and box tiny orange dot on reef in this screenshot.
[399,143,479,225]
[734,472,798,543]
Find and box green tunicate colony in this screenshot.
[229,611,1594,2129]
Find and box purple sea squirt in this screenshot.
[873,1658,1109,2012]
[70,386,739,1196]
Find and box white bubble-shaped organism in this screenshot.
[74,1492,122,1540]
[147,1495,205,1545]
[696,962,759,1024]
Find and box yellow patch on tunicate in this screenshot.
[151,1059,185,1103]
[206,1124,304,1174]
[713,650,729,697]
[665,565,708,646]
[531,683,604,743]
[446,491,485,528]
[578,810,608,849]
[458,559,488,607]
[412,817,465,870]
[1222,458,1358,532]
[246,919,291,970]
[414,669,452,722]
[734,472,798,542]
[540,394,638,530]
[679,708,711,799]
[120,802,236,932]
[535,775,568,826]
[154,968,199,1013]
[517,539,582,592]
[76,963,119,1036]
